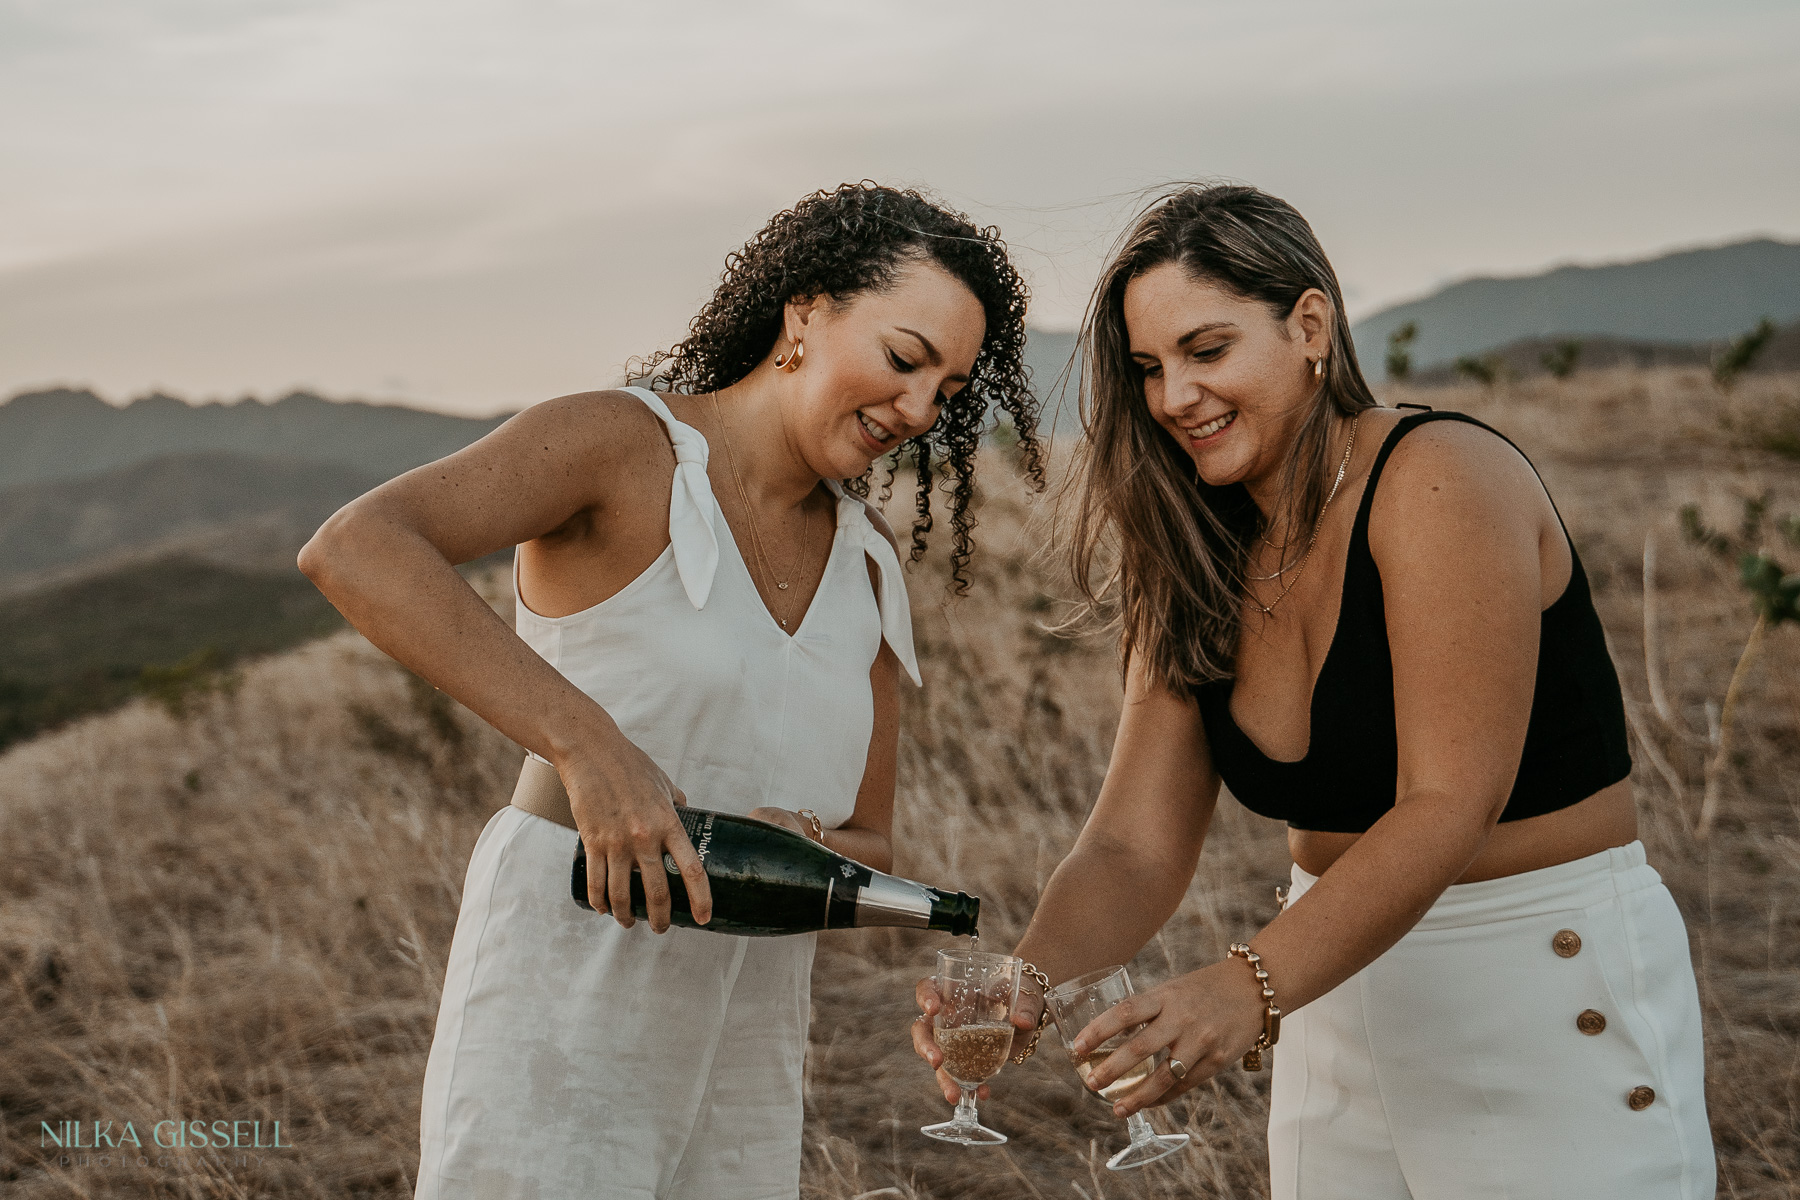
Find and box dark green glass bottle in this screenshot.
[570,807,979,937]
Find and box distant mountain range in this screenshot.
[0,281,1788,749]
[1020,238,1800,410]
[0,387,507,490]
[1351,237,1800,376]
[1020,328,1082,438]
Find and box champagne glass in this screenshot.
[920,949,1023,1146]
[1045,965,1191,1170]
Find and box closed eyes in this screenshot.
[891,348,951,407]
[1134,344,1227,377]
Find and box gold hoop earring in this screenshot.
[1313,356,1325,379]
[774,339,805,372]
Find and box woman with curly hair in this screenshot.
[300,181,1040,1199]
[914,184,1711,1198]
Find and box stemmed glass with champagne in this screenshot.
[920,949,1022,1146]
[1045,965,1192,1170]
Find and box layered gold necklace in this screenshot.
[1246,412,1361,617]
[709,391,817,631]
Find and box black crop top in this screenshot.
[1194,410,1632,833]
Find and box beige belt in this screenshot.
[510,756,577,830]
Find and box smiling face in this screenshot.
[1122,261,1331,497]
[781,256,986,480]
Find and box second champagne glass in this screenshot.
[1045,965,1192,1170]
[920,949,1022,1146]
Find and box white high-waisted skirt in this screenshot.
[1269,841,1713,1200]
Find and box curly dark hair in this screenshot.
[634,181,1043,592]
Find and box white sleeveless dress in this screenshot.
[415,387,921,1200]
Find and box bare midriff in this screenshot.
[1289,779,1639,884]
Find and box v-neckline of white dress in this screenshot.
[652,393,846,644]
[713,481,845,643]
[609,386,921,683]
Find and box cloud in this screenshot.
[2,0,1797,412]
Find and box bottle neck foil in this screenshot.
[852,872,935,929]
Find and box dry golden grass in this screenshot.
[2,366,1797,1198]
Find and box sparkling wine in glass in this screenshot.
[1045,965,1191,1170]
[920,949,1022,1146]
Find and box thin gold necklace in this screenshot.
[709,391,815,630]
[1246,544,1306,582]
[1247,412,1361,617]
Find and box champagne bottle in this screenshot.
[570,807,979,937]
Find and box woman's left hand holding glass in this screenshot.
[1070,959,1267,1116]
[912,975,1042,1105]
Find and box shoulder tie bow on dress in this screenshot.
[827,481,922,687]
[627,388,722,611]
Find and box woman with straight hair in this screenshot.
[302,181,1041,1199]
[913,183,1712,1198]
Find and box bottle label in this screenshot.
[672,808,716,867]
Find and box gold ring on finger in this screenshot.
[1168,1058,1188,1081]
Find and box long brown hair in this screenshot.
[1068,183,1378,689]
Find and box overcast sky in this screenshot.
[3,0,1796,416]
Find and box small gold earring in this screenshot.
[1313,356,1325,379]
[775,339,805,372]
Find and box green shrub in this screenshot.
[1541,339,1583,379]
[1681,492,1798,837]
[1385,322,1417,381]
[138,647,240,718]
[1713,317,1776,390]
[1454,355,1502,387]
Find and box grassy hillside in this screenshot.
[0,451,382,589]
[1407,320,1800,387]
[1,366,1797,1197]
[0,556,342,751]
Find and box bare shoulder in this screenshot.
[1361,414,1561,606]
[477,389,674,505]
[1367,415,1548,554]
[316,388,676,563]
[501,388,673,466]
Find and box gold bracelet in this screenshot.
[1010,962,1054,1064]
[1227,942,1282,1072]
[795,809,824,843]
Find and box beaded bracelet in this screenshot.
[1227,942,1282,1071]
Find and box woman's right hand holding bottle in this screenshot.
[911,974,1043,1104]
[560,721,712,933]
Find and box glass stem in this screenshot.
[954,1086,981,1127]
[1124,1111,1156,1144]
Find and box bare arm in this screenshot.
[913,651,1220,1100]
[1012,655,1220,985]
[298,391,714,930]
[1076,423,1547,1114]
